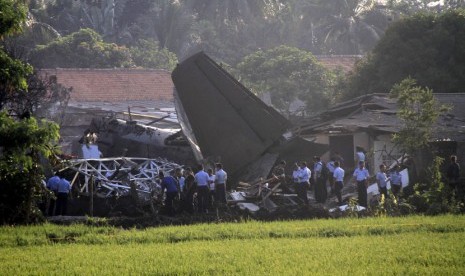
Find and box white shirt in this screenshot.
[215,169,227,184]
[333,167,345,182]
[179,176,185,191]
[327,161,336,173]
[376,172,388,188]
[298,167,311,182]
[292,169,300,182]
[353,168,369,181]
[356,151,365,162]
[208,175,216,190]
[195,170,209,186]
[313,162,322,179]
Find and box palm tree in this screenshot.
[309,0,391,54]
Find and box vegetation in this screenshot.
[0,215,464,274]
[343,9,465,99]
[237,45,335,114]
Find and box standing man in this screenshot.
[353,161,370,208]
[207,168,216,208]
[292,163,300,193]
[313,156,327,203]
[215,163,227,204]
[194,165,210,213]
[326,158,336,195]
[447,155,461,195]
[46,174,60,216]
[159,171,179,216]
[55,177,71,216]
[297,161,311,205]
[183,167,196,213]
[390,165,403,199]
[376,164,389,199]
[333,161,345,206]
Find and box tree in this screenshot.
[236,45,335,115]
[389,78,448,156]
[0,0,33,110]
[342,9,465,99]
[29,28,133,68]
[0,112,60,224]
[129,39,178,71]
[0,0,61,224]
[307,0,391,54]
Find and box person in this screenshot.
[175,168,185,194]
[159,171,179,216]
[296,161,311,205]
[292,163,300,193]
[215,163,227,204]
[446,155,461,194]
[207,168,216,208]
[194,165,210,213]
[333,151,345,168]
[46,174,60,216]
[326,158,336,195]
[313,156,327,203]
[353,161,370,208]
[272,160,286,179]
[333,161,345,205]
[376,164,389,199]
[390,165,402,199]
[355,146,366,165]
[183,167,196,213]
[55,177,71,216]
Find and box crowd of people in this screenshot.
[158,163,228,216]
[42,150,461,217]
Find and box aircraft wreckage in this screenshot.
[64,52,329,215]
[172,52,327,184]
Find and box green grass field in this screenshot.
[0,215,464,275]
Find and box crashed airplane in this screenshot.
[172,52,327,184]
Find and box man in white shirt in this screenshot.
[215,163,227,204]
[297,162,311,205]
[195,165,210,213]
[376,164,389,198]
[353,161,370,207]
[333,161,345,205]
[327,159,336,195]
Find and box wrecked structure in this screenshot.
[172,52,328,184]
[296,93,465,177]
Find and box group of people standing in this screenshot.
[288,156,346,206]
[45,174,71,216]
[158,163,227,216]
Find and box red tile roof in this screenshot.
[315,55,362,74]
[39,68,174,102]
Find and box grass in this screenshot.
[0,215,464,274]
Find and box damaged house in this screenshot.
[297,93,465,177]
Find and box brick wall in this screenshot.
[40,68,174,101]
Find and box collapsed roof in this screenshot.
[298,93,465,142]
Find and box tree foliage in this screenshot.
[343,9,465,99]
[0,112,60,224]
[30,28,133,68]
[129,39,178,71]
[389,78,448,156]
[236,45,335,114]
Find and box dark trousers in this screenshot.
[296,182,309,205]
[391,184,401,198]
[55,192,68,216]
[196,186,209,213]
[357,180,367,207]
[48,191,57,216]
[183,191,195,213]
[335,181,343,204]
[315,178,327,203]
[379,186,388,198]
[164,191,177,216]
[215,183,226,203]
